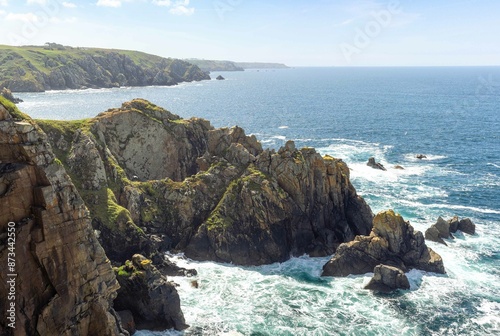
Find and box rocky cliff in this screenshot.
[0,45,210,92]
[38,98,373,266]
[0,97,124,335]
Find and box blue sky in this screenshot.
[0,0,499,66]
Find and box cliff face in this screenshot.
[0,99,123,335]
[0,45,210,92]
[39,99,373,266]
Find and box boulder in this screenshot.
[394,165,405,170]
[424,216,476,245]
[114,254,188,331]
[424,225,447,245]
[322,210,445,277]
[416,154,427,159]
[364,264,410,292]
[458,218,476,235]
[367,157,386,171]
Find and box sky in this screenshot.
[0,0,499,66]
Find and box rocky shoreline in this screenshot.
[0,97,454,334]
[0,46,210,92]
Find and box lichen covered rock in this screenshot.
[364,264,410,292]
[38,99,374,267]
[322,210,445,277]
[0,99,123,335]
[113,254,187,331]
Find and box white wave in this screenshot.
[487,162,500,169]
[430,203,500,215]
[271,135,286,141]
[278,125,289,129]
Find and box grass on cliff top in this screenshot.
[0,45,181,83]
[0,95,31,120]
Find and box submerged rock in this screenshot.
[322,210,445,277]
[367,157,386,171]
[364,264,410,292]
[416,154,427,159]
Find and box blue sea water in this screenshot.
[17,67,500,335]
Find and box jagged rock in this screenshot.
[0,101,123,335]
[216,75,225,80]
[449,216,460,233]
[0,87,23,103]
[38,99,374,267]
[458,218,476,235]
[424,216,476,245]
[117,310,136,335]
[364,264,410,292]
[416,154,427,159]
[114,254,188,331]
[367,157,386,171]
[322,210,445,277]
[424,225,447,246]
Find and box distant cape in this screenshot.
[185,59,289,72]
[0,44,210,92]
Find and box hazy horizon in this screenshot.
[0,0,499,67]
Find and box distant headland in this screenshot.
[0,43,289,92]
[185,59,289,72]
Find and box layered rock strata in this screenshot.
[0,98,124,335]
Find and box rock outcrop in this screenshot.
[216,75,225,80]
[367,157,386,171]
[38,99,374,266]
[0,88,23,103]
[322,210,445,277]
[114,254,187,331]
[425,216,476,245]
[0,98,124,335]
[0,45,210,92]
[364,264,410,292]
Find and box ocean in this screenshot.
[17,67,500,335]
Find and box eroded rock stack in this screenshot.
[322,210,445,277]
[0,99,124,335]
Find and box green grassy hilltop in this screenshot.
[0,44,210,92]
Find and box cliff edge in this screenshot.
[0,97,124,335]
[38,98,373,266]
[0,45,210,92]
